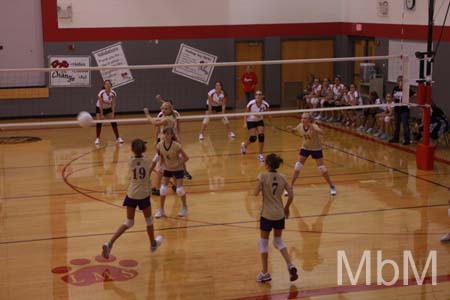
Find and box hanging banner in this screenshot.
[172,44,217,85]
[92,42,134,88]
[49,56,91,87]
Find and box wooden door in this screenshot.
[281,40,334,107]
[235,42,263,108]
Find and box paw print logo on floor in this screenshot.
[51,255,138,286]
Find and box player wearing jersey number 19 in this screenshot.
[287,112,336,196]
[101,139,162,259]
[255,153,298,283]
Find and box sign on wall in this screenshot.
[92,42,134,88]
[172,44,217,85]
[49,55,90,87]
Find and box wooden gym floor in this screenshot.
[0,114,449,300]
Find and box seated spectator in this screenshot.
[374,93,394,140]
[358,91,382,134]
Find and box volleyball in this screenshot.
[77,111,94,127]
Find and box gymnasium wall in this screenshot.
[0,0,449,118]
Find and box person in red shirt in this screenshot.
[241,66,258,102]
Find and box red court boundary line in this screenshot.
[317,121,450,166]
[229,274,450,300]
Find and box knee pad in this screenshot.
[222,117,229,125]
[160,184,168,196]
[96,123,102,129]
[249,136,257,143]
[258,238,269,253]
[123,219,134,228]
[273,237,286,250]
[318,165,327,173]
[258,133,265,143]
[176,186,186,196]
[111,122,118,128]
[202,117,210,125]
[294,161,303,171]
[145,216,153,226]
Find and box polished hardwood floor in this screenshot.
[0,114,449,300]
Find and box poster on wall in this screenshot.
[49,56,90,87]
[92,42,134,88]
[172,44,217,85]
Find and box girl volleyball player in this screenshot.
[199,81,236,140]
[240,90,270,162]
[255,153,298,283]
[95,80,124,145]
[154,127,189,218]
[101,139,162,258]
[287,112,336,196]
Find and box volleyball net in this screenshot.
[0,54,419,131]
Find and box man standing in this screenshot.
[241,66,258,103]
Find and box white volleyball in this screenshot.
[77,111,94,127]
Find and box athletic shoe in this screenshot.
[172,185,177,192]
[366,128,373,134]
[256,272,272,283]
[228,131,236,138]
[150,235,163,252]
[374,131,382,137]
[381,133,389,140]
[102,241,112,259]
[184,171,192,180]
[314,115,321,120]
[240,142,247,154]
[330,185,337,196]
[440,233,450,243]
[357,125,366,132]
[288,265,299,282]
[151,188,160,196]
[155,208,165,218]
[198,133,204,140]
[178,206,188,217]
[116,137,124,143]
[257,154,265,162]
[327,117,334,122]
[95,138,100,145]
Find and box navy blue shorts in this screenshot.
[163,169,185,179]
[260,216,285,232]
[96,107,113,115]
[123,196,151,210]
[207,105,223,113]
[300,148,323,159]
[247,120,264,129]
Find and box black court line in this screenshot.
[0,202,448,246]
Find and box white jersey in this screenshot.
[206,89,226,106]
[96,89,117,109]
[246,100,270,122]
[348,90,363,106]
[156,110,181,119]
[311,84,322,96]
[331,84,344,100]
